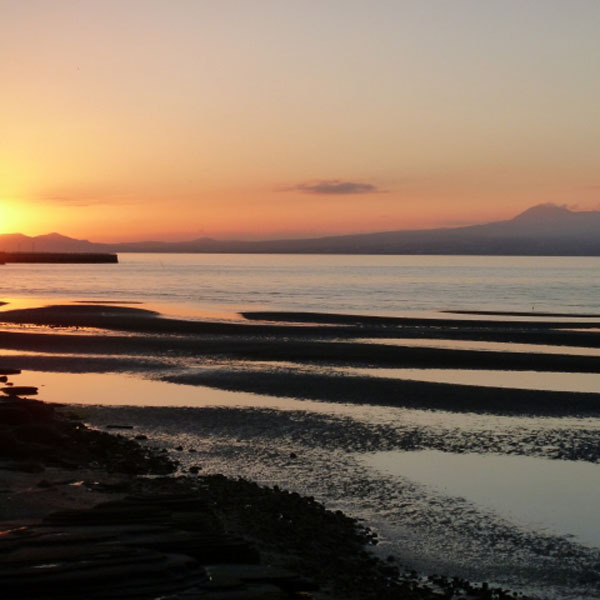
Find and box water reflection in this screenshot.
[26,371,287,408]
[341,367,600,394]
[356,338,600,356]
[6,364,599,599]
[0,296,242,322]
[362,450,600,548]
[12,369,600,437]
[229,360,600,394]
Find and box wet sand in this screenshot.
[76,402,600,599]
[1,304,600,419]
[1,372,527,599]
[2,302,600,598]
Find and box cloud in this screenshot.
[35,186,137,206]
[39,195,104,206]
[288,179,384,195]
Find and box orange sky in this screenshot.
[2,1,599,242]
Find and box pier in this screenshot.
[0,252,118,264]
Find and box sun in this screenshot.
[0,200,37,235]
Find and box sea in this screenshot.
[2,253,600,599]
[2,253,600,317]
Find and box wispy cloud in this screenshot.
[287,179,384,195]
[39,195,105,206]
[35,186,136,206]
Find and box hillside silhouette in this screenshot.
[2,204,600,255]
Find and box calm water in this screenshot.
[363,450,600,548]
[1,253,600,317]
[3,254,600,598]
[18,368,600,598]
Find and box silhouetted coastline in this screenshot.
[3,204,600,256]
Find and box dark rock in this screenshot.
[14,423,68,447]
[204,564,318,593]
[0,544,201,599]
[1,386,38,396]
[0,460,45,473]
[0,369,21,375]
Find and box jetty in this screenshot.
[0,252,118,264]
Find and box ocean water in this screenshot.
[3,253,600,598]
[1,253,600,317]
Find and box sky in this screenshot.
[1,0,599,242]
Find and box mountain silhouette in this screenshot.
[1,204,599,255]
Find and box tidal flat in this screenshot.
[1,302,600,599]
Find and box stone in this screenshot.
[1,386,38,396]
[0,369,21,375]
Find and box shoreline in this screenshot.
[0,304,600,420]
[0,374,525,599]
[2,303,600,598]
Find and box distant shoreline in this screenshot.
[3,204,600,256]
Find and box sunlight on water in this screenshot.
[356,338,600,356]
[363,450,600,548]
[0,295,242,322]
[2,254,600,316]
[227,360,600,394]
[342,367,600,394]
[10,368,599,434]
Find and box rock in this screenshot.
[106,424,133,430]
[0,369,21,376]
[0,543,202,599]
[1,386,38,396]
[204,564,318,593]
[14,423,68,447]
[0,460,45,472]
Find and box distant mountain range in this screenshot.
[2,204,600,255]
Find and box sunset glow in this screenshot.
[0,200,39,235]
[2,1,599,242]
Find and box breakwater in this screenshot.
[0,252,118,264]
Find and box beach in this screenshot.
[1,365,521,600]
[1,299,600,598]
[6,0,600,595]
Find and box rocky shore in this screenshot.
[1,370,528,599]
[3,303,599,597]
